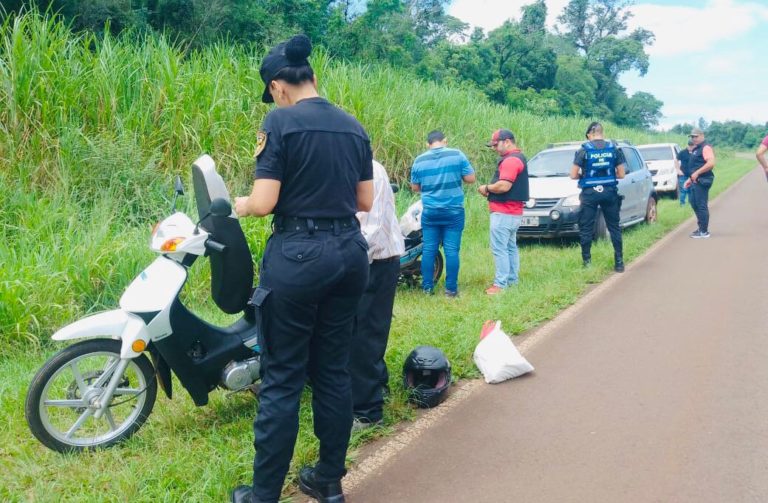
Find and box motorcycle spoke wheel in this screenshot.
[26,339,157,453]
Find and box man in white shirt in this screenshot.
[350,160,405,430]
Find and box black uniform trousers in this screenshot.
[349,257,400,423]
[251,223,369,502]
[689,177,713,233]
[578,185,623,260]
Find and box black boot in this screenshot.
[230,485,268,503]
[299,467,345,503]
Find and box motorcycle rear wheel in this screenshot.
[25,339,157,453]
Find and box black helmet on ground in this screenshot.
[402,346,451,408]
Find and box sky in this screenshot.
[447,0,768,130]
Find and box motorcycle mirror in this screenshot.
[171,175,184,211]
[174,176,184,195]
[390,183,400,194]
[210,198,232,217]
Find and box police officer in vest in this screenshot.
[570,122,627,272]
[683,127,715,238]
[232,34,373,503]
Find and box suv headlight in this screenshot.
[562,194,580,207]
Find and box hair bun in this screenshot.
[285,34,312,62]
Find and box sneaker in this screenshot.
[351,417,382,433]
[444,290,458,298]
[299,467,345,503]
[583,258,591,267]
[485,285,503,295]
[690,230,711,239]
[422,288,434,295]
[614,261,625,273]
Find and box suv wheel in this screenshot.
[645,197,658,223]
[593,211,608,240]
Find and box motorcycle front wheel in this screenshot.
[25,338,157,453]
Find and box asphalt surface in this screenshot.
[348,168,768,503]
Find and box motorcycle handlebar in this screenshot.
[205,239,227,254]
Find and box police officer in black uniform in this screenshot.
[231,34,373,503]
[570,122,627,272]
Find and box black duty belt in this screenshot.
[273,215,358,233]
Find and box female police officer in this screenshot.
[570,121,626,272]
[231,34,373,503]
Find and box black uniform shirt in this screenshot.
[256,97,373,218]
[677,149,692,177]
[573,139,627,168]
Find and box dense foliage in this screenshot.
[670,119,768,150]
[0,10,670,349]
[1,0,663,128]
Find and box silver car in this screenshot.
[519,141,658,239]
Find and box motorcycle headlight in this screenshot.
[562,194,580,207]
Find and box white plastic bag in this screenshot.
[473,320,534,384]
[399,200,423,237]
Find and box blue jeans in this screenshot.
[421,208,465,293]
[678,175,690,205]
[489,212,522,288]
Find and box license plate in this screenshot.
[522,216,539,226]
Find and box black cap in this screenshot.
[486,129,515,147]
[259,34,312,103]
[427,130,446,144]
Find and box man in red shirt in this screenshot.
[756,134,768,179]
[478,129,530,295]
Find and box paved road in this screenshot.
[348,168,768,503]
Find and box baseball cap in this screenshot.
[486,129,515,147]
[689,127,704,137]
[259,34,312,103]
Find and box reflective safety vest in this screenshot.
[579,140,619,189]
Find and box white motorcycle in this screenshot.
[25,155,265,453]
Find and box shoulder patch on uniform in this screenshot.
[255,131,267,158]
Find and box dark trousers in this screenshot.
[578,186,622,260]
[251,226,369,502]
[349,257,400,423]
[689,178,713,232]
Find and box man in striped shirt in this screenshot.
[351,160,405,430]
[410,130,476,296]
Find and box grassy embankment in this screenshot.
[0,11,754,501]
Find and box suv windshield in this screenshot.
[637,146,673,161]
[527,149,577,177]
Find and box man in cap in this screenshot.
[478,129,529,295]
[676,139,695,206]
[410,130,476,297]
[684,127,715,238]
[570,122,626,272]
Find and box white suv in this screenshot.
[636,143,681,198]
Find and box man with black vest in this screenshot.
[478,129,529,295]
[570,122,627,272]
[683,127,715,238]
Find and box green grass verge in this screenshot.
[1,155,753,501]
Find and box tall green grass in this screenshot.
[0,11,678,348]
